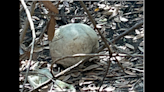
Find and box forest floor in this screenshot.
[19,1,144,92]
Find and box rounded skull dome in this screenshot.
[49,23,99,68]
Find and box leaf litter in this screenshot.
[19,1,144,92]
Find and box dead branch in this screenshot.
[79,2,127,91]
[20,0,36,92]
[30,79,52,92]
[79,1,113,56]
[96,19,143,53]
[32,53,111,92]
[50,53,112,77]
[19,1,36,44]
[112,20,143,43]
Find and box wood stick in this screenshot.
[19,1,36,44]
[20,1,36,92]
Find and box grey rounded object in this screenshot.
[49,23,99,68]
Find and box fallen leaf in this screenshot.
[58,75,66,80]
[104,86,115,91]
[120,16,128,22]
[97,3,106,9]
[139,41,144,46]
[82,64,100,71]
[136,1,143,4]
[54,79,76,92]
[82,77,97,81]
[124,70,136,75]
[99,18,107,22]
[41,1,59,14]
[126,67,144,72]
[124,35,135,38]
[122,62,133,67]
[110,7,119,17]
[135,29,140,34]
[80,81,93,86]
[43,46,49,49]
[114,17,121,22]
[125,43,135,50]
[138,46,144,53]
[47,15,56,41]
[63,1,69,7]
[63,74,71,82]
[133,33,144,40]
[19,48,24,55]
[71,72,80,77]
[40,40,49,45]
[33,46,43,52]
[117,28,128,32]
[94,8,99,12]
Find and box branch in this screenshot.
[111,20,143,43]
[19,1,36,44]
[50,53,111,78]
[79,2,124,91]
[20,0,36,92]
[79,1,113,56]
[96,19,143,54]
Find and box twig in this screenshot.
[79,1,112,56]
[20,0,36,92]
[50,53,112,77]
[79,2,123,91]
[30,53,111,92]
[79,2,144,91]
[30,79,52,92]
[20,1,36,44]
[54,58,86,78]
[34,20,49,45]
[111,20,143,43]
[96,20,143,54]
[126,67,144,72]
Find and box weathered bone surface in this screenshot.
[49,23,99,68]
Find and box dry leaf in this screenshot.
[33,46,43,52]
[138,46,144,52]
[58,75,66,80]
[114,17,121,22]
[40,40,49,45]
[20,48,24,55]
[41,1,59,14]
[124,35,135,38]
[135,29,140,34]
[82,77,97,81]
[125,43,135,50]
[103,7,118,17]
[97,3,106,9]
[124,70,136,75]
[71,72,80,77]
[136,1,143,4]
[47,15,56,41]
[139,41,144,46]
[43,46,49,49]
[63,74,71,81]
[120,16,128,22]
[83,64,100,71]
[94,8,99,12]
[126,67,144,72]
[133,33,144,40]
[122,62,133,67]
[119,57,129,63]
[104,86,115,91]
